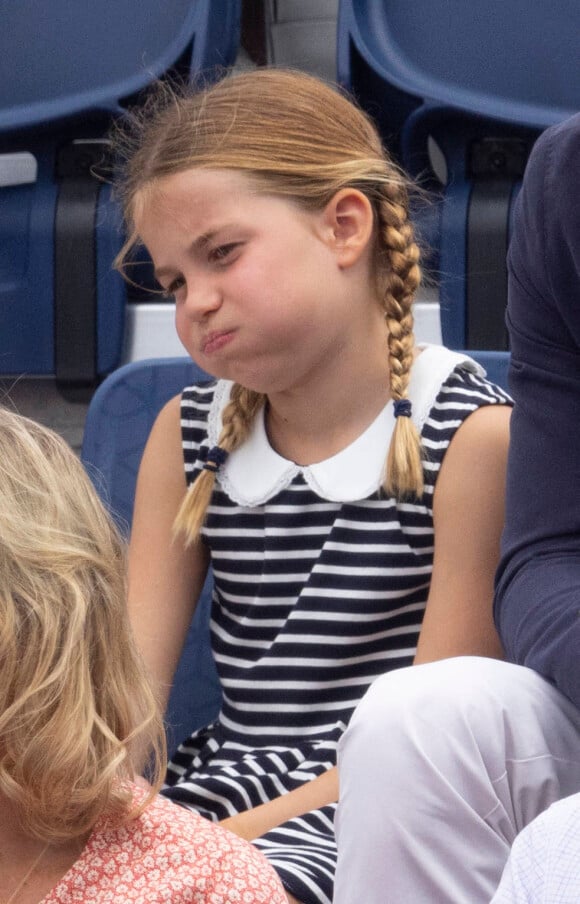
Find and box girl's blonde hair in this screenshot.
[0,409,165,842]
[113,68,423,544]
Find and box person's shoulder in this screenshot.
[412,345,510,402]
[77,787,286,902]
[141,795,288,902]
[421,347,512,416]
[447,362,510,397]
[519,112,580,245]
[507,793,580,886]
[134,791,205,841]
[528,112,580,175]
[534,792,580,847]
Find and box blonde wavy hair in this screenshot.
[0,409,165,842]
[113,68,423,544]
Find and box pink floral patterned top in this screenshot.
[43,785,287,903]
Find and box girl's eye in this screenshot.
[160,276,185,299]
[209,243,240,264]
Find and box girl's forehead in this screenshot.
[133,168,260,228]
[133,168,309,240]
[144,167,257,205]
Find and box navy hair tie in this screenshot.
[203,445,229,473]
[394,399,412,419]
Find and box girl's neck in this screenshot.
[266,345,393,466]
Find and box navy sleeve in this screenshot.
[494,113,580,707]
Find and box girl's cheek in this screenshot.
[175,310,193,351]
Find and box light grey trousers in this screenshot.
[334,657,580,904]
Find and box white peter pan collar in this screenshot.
[206,344,484,506]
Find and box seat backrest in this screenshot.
[337,0,580,144]
[0,1,240,384]
[1,0,241,132]
[337,1,580,351]
[81,357,222,755]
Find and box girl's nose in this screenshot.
[183,280,222,319]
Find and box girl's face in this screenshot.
[135,168,381,394]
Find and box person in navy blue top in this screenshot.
[495,112,580,708]
[335,114,580,904]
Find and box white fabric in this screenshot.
[334,657,580,904]
[208,344,484,506]
[491,792,580,904]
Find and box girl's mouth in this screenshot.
[201,330,236,355]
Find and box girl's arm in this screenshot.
[129,393,332,848]
[128,394,210,713]
[414,403,511,664]
[220,767,339,841]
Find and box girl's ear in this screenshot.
[319,188,374,268]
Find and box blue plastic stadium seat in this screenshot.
[0,1,240,384]
[81,357,222,756]
[337,0,580,350]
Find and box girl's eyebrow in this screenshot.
[194,224,240,250]
[154,225,239,281]
[153,223,242,281]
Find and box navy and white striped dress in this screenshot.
[163,345,511,904]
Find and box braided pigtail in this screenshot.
[173,385,265,545]
[377,182,424,500]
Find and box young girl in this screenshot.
[114,68,512,904]
[0,408,286,903]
